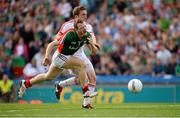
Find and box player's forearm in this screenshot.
[45,44,53,58]
[87,36,100,55]
[88,44,99,55]
[91,34,97,44]
[90,34,100,51]
[54,34,61,40]
[45,41,58,58]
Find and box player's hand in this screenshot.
[42,57,50,66]
[95,43,101,50]
[87,36,94,45]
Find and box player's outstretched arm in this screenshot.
[43,40,59,66]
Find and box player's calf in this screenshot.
[18,80,32,98]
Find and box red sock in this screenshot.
[82,84,88,94]
[25,80,32,88]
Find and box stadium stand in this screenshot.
[0,0,179,79]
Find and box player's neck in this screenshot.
[78,34,83,39]
[76,31,84,40]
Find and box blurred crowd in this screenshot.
[0,0,180,80]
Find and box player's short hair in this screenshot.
[73,5,87,17]
[74,19,83,30]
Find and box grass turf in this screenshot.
[0,103,179,117]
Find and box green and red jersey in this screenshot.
[57,30,91,55]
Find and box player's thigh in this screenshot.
[86,67,96,77]
[85,59,95,72]
[72,58,96,82]
[62,56,85,69]
[46,63,63,78]
[70,57,96,77]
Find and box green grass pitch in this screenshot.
[0,103,179,117]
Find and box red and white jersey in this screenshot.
[58,19,94,35]
[57,19,94,57]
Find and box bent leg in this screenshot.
[62,56,87,87]
[30,64,63,85]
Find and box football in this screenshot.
[128,79,143,93]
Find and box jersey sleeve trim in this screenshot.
[57,44,64,53]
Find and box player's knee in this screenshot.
[78,62,86,69]
[87,72,96,83]
[91,75,96,82]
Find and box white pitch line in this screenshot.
[4,109,41,112]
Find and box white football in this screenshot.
[128,79,143,93]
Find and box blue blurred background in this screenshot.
[0,0,179,104]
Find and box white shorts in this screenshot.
[52,51,95,74]
[73,46,94,71]
[52,51,70,69]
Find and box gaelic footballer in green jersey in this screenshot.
[53,19,97,69]
[18,19,98,102]
[57,30,91,55]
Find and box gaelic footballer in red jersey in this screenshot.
[54,5,100,109]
